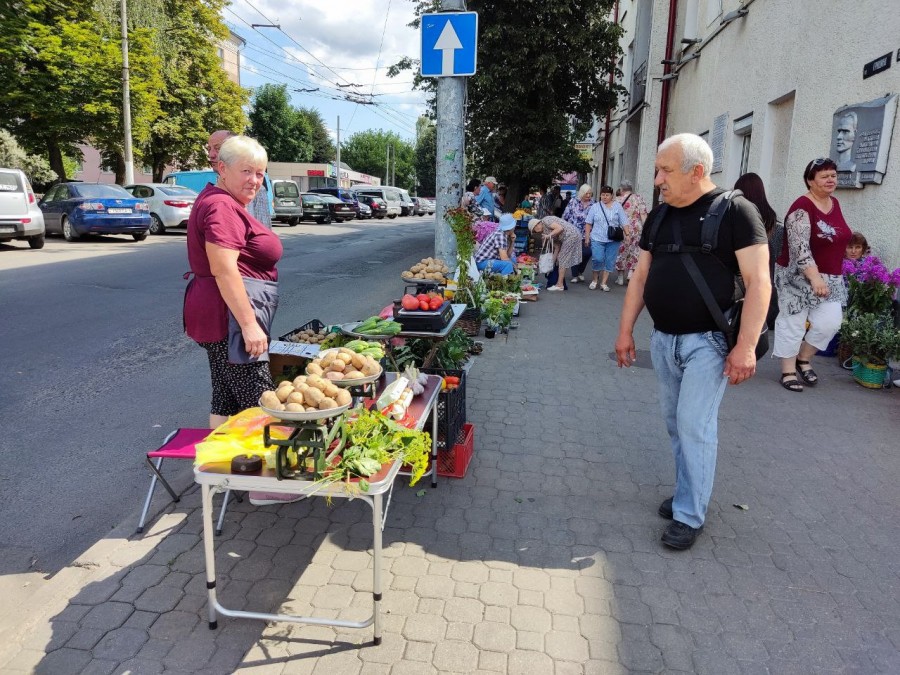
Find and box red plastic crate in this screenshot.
[438,423,474,478]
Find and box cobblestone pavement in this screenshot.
[2,282,898,674]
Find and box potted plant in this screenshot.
[838,312,900,388]
[481,296,504,338]
[842,255,900,317]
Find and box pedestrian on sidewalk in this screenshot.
[584,185,627,291]
[476,176,499,221]
[529,215,581,291]
[614,133,770,550]
[562,184,595,283]
[614,180,649,285]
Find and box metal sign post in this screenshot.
[421,6,478,268]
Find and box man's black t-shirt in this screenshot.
[639,188,767,334]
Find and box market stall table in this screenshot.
[194,373,442,644]
[341,303,466,369]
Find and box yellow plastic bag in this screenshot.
[194,407,292,466]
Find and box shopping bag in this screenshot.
[538,237,555,274]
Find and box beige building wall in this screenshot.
[598,0,900,266]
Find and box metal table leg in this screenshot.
[431,405,439,488]
[372,493,383,645]
[200,483,219,629]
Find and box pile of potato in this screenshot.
[282,326,328,344]
[401,257,450,282]
[260,375,352,414]
[306,348,381,382]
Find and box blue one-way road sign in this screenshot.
[420,12,478,77]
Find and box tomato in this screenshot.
[429,297,442,310]
[401,294,420,311]
[419,300,430,311]
[416,293,429,303]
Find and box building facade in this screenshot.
[267,162,381,191]
[595,0,900,266]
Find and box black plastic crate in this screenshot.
[422,367,466,451]
[278,319,326,342]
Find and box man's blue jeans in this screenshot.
[476,259,515,275]
[649,329,729,529]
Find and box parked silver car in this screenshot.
[0,167,45,249]
[124,183,198,235]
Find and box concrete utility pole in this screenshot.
[434,0,466,266]
[120,0,135,185]
[335,116,341,188]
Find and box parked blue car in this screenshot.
[39,182,151,241]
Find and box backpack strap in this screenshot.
[646,189,742,255]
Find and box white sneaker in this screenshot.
[615,274,624,286]
[547,285,565,291]
[570,276,581,284]
[600,284,610,292]
[577,275,585,282]
[589,281,598,290]
[249,492,306,506]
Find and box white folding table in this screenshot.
[194,374,441,644]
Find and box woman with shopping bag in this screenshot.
[529,216,582,291]
[584,185,628,291]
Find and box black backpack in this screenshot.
[647,190,769,360]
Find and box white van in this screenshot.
[352,186,402,218]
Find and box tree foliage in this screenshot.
[248,84,314,162]
[298,107,334,163]
[0,129,55,184]
[394,0,623,206]
[340,130,416,191]
[415,118,437,196]
[0,0,247,183]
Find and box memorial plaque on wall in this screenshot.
[710,113,728,174]
[830,94,898,189]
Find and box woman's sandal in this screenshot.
[796,360,819,386]
[780,372,803,392]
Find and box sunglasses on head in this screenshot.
[810,157,829,166]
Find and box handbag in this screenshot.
[600,204,624,242]
[538,236,555,274]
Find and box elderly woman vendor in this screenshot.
[528,215,582,291]
[183,135,283,428]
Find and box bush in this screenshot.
[0,130,55,184]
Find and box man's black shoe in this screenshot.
[658,497,673,519]
[661,521,702,550]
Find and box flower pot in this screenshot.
[484,328,496,339]
[852,357,887,389]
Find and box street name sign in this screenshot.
[420,12,478,77]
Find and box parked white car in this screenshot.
[124,183,198,235]
[0,167,45,249]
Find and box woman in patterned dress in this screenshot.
[528,216,582,291]
[773,158,851,392]
[561,184,595,282]
[614,180,649,285]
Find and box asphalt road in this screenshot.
[0,215,436,575]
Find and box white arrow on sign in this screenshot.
[434,20,463,76]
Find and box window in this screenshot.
[705,0,723,25]
[728,113,753,184]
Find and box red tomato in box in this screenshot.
[419,300,430,311]
[401,294,420,311]
[429,297,442,310]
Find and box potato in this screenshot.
[286,391,305,405]
[334,389,352,407]
[318,397,338,410]
[306,363,324,376]
[323,382,340,398]
[325,371,344,381]
[260,390,281,409]
[275,387,293,403]
[329,360,346,372]
[307,375,328,391]
[304,387,324,406]
[320,352,336,368]
[292,375,308,387]
[350,352,366,370]
[285,402,305,412]
[338,347,354,357]
[401,271,413,278]
[344,370,365,380]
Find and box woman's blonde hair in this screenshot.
[577,184,593,199]
[218,135,268,168]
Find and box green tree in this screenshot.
[415,118,437,196]
[137,0,248,179]
[340,130,416,191]
[248,84,313,162]
[298,107,334,163]
[0,129,55,185]
[394,0,623,207]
